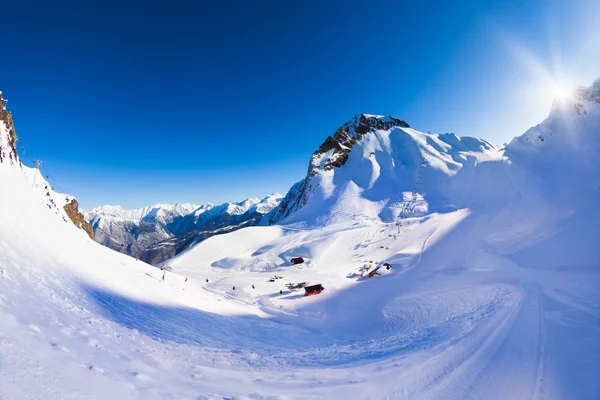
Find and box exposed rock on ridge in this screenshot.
[268,114,410,224]
[64,198,95,240]
[0,91,20,167]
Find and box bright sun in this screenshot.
[550,81,574,101]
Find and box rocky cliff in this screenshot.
[0,91,20,167]
[64,198,95,240]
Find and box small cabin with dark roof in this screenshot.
[304,284,324,296]
[291,257,305,265]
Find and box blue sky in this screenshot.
[2,0,599,209]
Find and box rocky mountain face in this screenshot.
[0,91,20,167]
[63,198,95,240]
[86,194,282,265]
[85,203,198,261]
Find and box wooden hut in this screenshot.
[291,257,305,265]
[304,284,324,296]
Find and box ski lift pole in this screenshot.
[32,160,42,188]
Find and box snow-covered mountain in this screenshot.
[1,80,599,399]
[86,194,282,264]
[266,113,501,226]
[85,203,198,259]
[175,194,283,233]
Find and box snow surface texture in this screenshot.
[85,194,282,264]
[1,80,599,399]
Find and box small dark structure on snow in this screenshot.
[383,262,392,270]
[304,284,324,296]
[286,282,307,290]
[291,257,305,265]
[368,266,381,278]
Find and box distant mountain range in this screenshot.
[84,194,282,264]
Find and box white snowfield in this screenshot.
[1,81,600,399]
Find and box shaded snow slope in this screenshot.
[1,80,599,399]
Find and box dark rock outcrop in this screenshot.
[315,115,409,173]
[0,92,20,167]
[64,198,95,240]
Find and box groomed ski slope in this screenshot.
[2,86,600,399]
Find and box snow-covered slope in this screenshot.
[0,91,93,239]
[86,194,282,264]
[1,80,599,399]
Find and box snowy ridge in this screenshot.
[86,194,283,264]
[86,203,199,225]
[507,78,600,169]
[0,109,92,237]
[178,193,283,232]
[86,203,198,237]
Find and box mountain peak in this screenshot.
[508,78,600,162]
[314,114,410,173]
[267,114,413,224]
[346,114,410,135]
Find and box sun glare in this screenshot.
[550,81,574,101]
